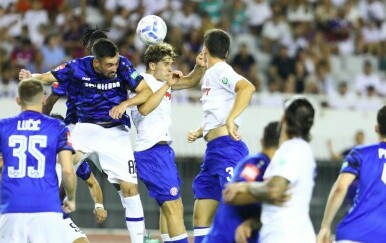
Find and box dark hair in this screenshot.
[92,39,118,60]
[50,113,65,121]
[263,121,280,148]
[18,79,44,104]
[144,43,178,68]
[203,29,230,59]
[82,26,108,51]
[284,96,315,141]
[377,106,386,136]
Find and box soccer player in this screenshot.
[19,39,152,243]
[317,105,386,243]
[224,96,316,243]
[186,29,256,242]
[131,43,205,243]
[51,114,107,243]
[202,121,280,243]
[0,79,77,243]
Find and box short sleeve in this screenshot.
[57,122,74,154]
[118,56,144,92]
[51,81,69,97]
[51,62,74,92]
[340,148,361,176]
[219,67,245,92]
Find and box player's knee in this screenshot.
[119,182,139,197]
[162,198,183,216]
[73,237,90,243]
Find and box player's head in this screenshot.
[92,39,119,79]
[203,29,230,60]
[83,26,108,54]
[283,96,315,141]
[261,121,280,149]
[144,43,178,81]
[16,78,45,107]
[376,105,386,138]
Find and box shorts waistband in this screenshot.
[80,121,122,128]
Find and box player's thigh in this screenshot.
[193,199,219,227]
[119,180,139,196]
[63,218,89,243]
[0,214,28,243]
[29,212,67,243]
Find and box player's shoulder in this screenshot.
[350,143,380,156]
[119,55,133,66]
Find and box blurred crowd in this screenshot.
[1,0,386,110]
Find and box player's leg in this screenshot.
[160,209,171,243]
[0,213,28,243]
[63,217,89,243]
[161,198,188,243]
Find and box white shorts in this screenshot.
[71,123,137,184]
[0,212,66,243]
[63,217,87,242]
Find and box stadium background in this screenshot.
[1,0,386,241]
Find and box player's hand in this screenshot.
[223,182,248,204]
[187,129,200,143]
[235,219,254,243]
[19,69,32,81]
[167,70,183,86]
[109,102,127,119]
[317,227,332,243]
[94,207,108,223]
[196,51,206,68]
[226,120,241,141]
[62,198,76,213]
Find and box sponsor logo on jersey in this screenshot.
[17,119,41,131]
[240,164,260,182]
[53,63,66,71]
[84,82,121,90]
[222,77,228,84]
[170,187,178,196]
[82,77,90,81]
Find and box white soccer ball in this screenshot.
[136,15,167,45]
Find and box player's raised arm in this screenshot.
[317,173,356,243]
[226,79,256,141]
[58,149,77,213]
[19,69,57,85]
[43,93,61,115]
[171,52,206,90]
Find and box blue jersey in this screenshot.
[62,161,92,219]
[0,111,74,213]
[51,56,143,127]
[336,142,386,243]
[204,153,270,243]
[50,80,78,125]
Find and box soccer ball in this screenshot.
[136,15,167,45]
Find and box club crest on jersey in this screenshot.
[53,63,66,71]
[240,164,260,182]
[170,187,178,196]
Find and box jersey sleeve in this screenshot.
[57,121,74,154]
[118,56,144,92]
[265,147,301,183]
[76,161,92,180]
[233,155,270,182]
[340,148,361,176]
[51,62,74,92]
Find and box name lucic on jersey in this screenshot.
[17,119,41,131]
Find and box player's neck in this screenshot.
[261,147,277,160]
[22,105,42,113]
[207,56,224,68]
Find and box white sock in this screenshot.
[118,190,125,208]
[123,195,145,243]
[161,234,171,242]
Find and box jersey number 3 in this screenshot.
[8,135,47,178]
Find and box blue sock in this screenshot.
[170,233,188,243]
[193,227,210,243]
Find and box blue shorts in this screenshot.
[193,136,249,201]
[134,144,182,206]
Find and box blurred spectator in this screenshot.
[108,7,130,41]
[245,0,271,35]
[354,59,382,96]
[358,0,385,24]
[268,44,296,93]
[232,43,260,91]
[40,32,67,72]
[294,60,309,93]
[62,14,86,58]
[226,0,248,35]
[357,20,381,55]
[287,0,314,23]
[327,130,365,162]
[328,81,356,109]
[314,59,336,95]
[261,4,292,53]
[172,2,201,35]
[143,0,168,16]
[103,0,139,26]
[316,0,337,32]
[23,0,49,47]
[10,37,42,72]
[0,3,23,39]
[354,85,383,110]
[198,0,224,24]
[0,63,18,98]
